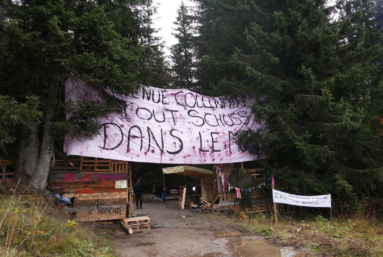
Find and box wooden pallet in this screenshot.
[49,156,132,221]
[131,224,151,231]
[0,159,15,180]
[122,216,150,226]
[248,168,266,180]
[245,202,268,213]
[219,192,235,202]
[50,159,81,174]
[248,190,264,199]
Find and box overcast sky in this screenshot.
[154,0,337,59]
[153,0,196,59]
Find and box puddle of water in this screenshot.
[214,232,243,237]
[177,215,192,218]
[226,239,298,257]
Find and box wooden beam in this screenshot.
[49,172,127,183]
[120,220,133,235]
[73,198,127,207]
[203,195,220,210]
[181,187,186,210]
[63,204,126,213]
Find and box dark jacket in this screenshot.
[133,183,143,196]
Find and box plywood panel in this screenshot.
[64,204,126,213]
[49,173,127,183]
[76,192,127,200]
[73,198,126,207]
[76,207,126,221]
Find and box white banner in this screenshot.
[64,80,264,164]
[273,189,331,208]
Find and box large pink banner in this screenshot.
[64,80,263,164]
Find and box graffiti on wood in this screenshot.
[49,172,127,183]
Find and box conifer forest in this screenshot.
[2,0,383,255]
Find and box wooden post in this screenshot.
[272,186,278,224]
[181,187,186,210]
[241,162,244,169]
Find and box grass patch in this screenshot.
[211,212,383,256]
[0,190,116,257]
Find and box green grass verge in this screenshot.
[0,192,117,257]
[210,211,383,256]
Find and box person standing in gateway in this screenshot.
[133,179,143,209]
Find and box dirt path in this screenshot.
[112,201,300,257]
[113,201,237,256]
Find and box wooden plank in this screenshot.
[76,208,126,222]
[0,173,15,176]
[200,198,210,204]
[122,216,150,226]
[73,198,127,207]
[131,224,150,232]
[181,187,186,210]
[48,181,116,188]
[203,195,220,209]
[63,191,127,199]
[0,159,16,164]
[64,204,126,213]
[57,188,127,195]
[76,192,127,200]
[49,173,127,183]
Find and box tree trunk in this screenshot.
[15,120,40,180]
[30,84,59,190]
[24,120,40,177]
[14,128,26,180]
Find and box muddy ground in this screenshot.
[98,200,305,257]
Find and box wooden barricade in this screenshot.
[49,156,133,221]
[50,159,81,174]
[219,191,235,202]
[248,168,266,180]
[0,159,16,180]
[80,157,112,172]
[214,163,269,214]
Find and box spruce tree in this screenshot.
[192,0,258,92]
[194,0,383,203]
[0,0,148,189]
[137,0,172,87]
[170,1,196,89]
